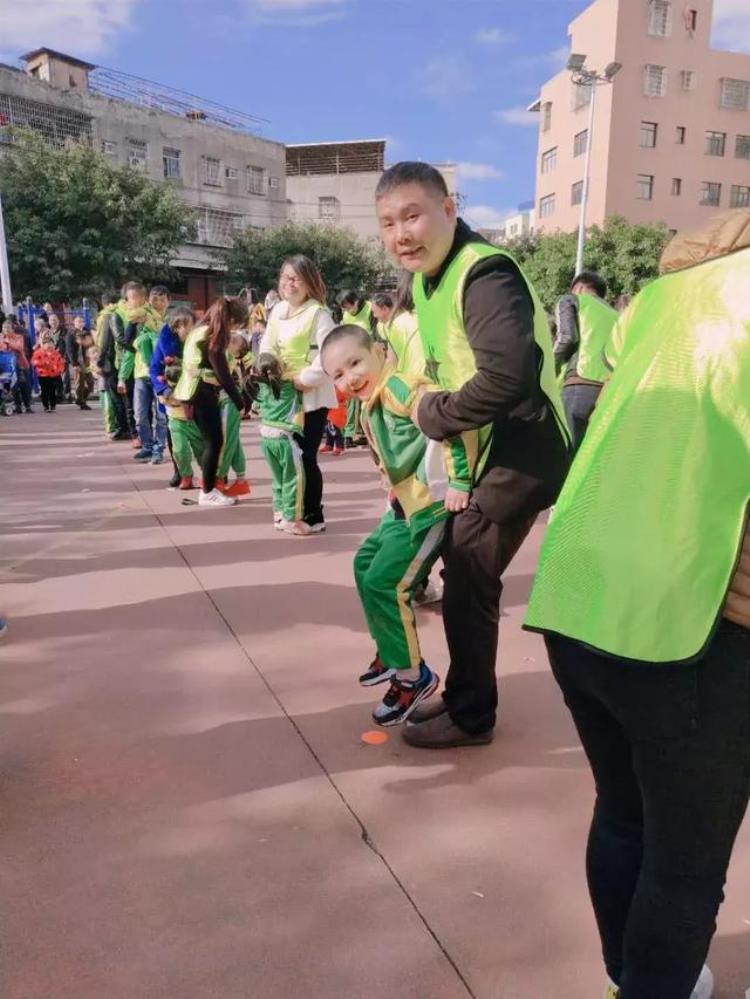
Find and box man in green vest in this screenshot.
[525,210,750,998]
[375,161,570,748]
[554,270,618,453]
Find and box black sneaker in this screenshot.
[167,470,182,489]
[359,656,395,687]
[373,664,439,727]
[344,436,356,449]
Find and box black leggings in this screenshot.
[39,376,59,410]
[295,407,328,526]
[192,381,223,493]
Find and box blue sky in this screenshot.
[4,0,750,228]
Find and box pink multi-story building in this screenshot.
[530,0,750,234]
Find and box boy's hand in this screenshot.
[444,487,470,513]
[293,377,312,393]
[117,382,127,395]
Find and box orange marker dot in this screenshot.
[361,730,389,746]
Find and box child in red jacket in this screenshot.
[32,333,66,412]
[320,388,347,456]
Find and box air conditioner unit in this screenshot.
[225,167,238,180]
[128,155,145,168]
[269,176,280,189]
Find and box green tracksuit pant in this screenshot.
[354,510,446,670]
[101,389,117,434]
[345,397,362,438]
[169,415,204,476]
[260,432,305,522]
[218,397,246,480]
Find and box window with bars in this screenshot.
[318,196,340,220]
[648,0,672,36]
[162,147,181,179]
[539,193,555,218]
[541,102,552,132]
[572,82,593,111]
[736,134,750,159]
[573,129,588,157]
[644,65,668,97]
[680,70,697,91]
[636,174,654,200]
[720,78,750,110]
[541,147,558,174]
[640,122,658,148]
[195,207,246,246]
[676,126,686,144]
[671,178,682,196]
[730,185,750,208]
[705,130,726,156]
[126,138,147,169]
[571,181,584,206]
[700,182,722,206]
[247,165,265,195]
[203,156,221,185]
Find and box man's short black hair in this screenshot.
[149,285,170,297]
[376,161,449,201]
[320,324,373,363]
[571,271,607,298]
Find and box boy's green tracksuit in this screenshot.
[167,405,204,475]
[342,304,372,439]
[217,350,252,482]
[355,367,478,670]
[259,380,305,522]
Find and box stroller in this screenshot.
[0,350,17,415]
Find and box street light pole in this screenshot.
[567,56,622,276]
[0,193,13,314]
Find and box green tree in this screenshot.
[224,221,394,302]
[0,130,196,301]
[504,216,671,311]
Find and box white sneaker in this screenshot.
[198,488,236,508]
[605,964,713,999]
[414,578,443,606]
[273,513,283,530]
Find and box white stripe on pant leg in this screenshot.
[395,522,446,667]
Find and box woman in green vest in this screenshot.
[174,296,247,508]
[526,211,750,999]
[259,256,336,532]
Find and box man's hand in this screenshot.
[444,487,470,513]
[117,382,127,395]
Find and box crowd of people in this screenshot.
[3,160,748,999]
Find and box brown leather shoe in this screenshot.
[401,711,494,749]
[408,698,448,724]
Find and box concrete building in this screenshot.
[530,0,750,234]
[286,141,458,241]
[0,48,287,306]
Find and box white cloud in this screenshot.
[513,45,570,72]
[712,0,750,51]
[494,107,539,127]
[463,205,516,229]
[244,0,347,25]
[474,27,515,46]
[418,54,475,103]
[1,0,140,56]
[457,161,505,181]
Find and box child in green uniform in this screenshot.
[321,324,479,726]
[216,333,253,498]
[258,354,306,533]
[339,289,372,448]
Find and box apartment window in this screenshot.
[541,147,558,174]
[573,129,588,157]
[509,223,519,235]
[318,196,340,220]
[101,140,117,161]
[247,165,265,195]
[730,185,750,208]
[539,194,556,218]
[686,9,698,31]
[203,156,221,185]
[736,134,750,159]
[571,181,584,206]
[705,130,726,156]
[644,65,668,97]
[720,78,750,110]
[573,81,593,111]
[671,178,682,196]
[640,121,658,148]
[680,70,697,91]
[676,126,687,144]
[126,138,147,170]
[648,0,672,37]
[162,147,181,180]
[196,207,246,247]
[541,101,552,132]
[636,174,654,200]
[700,182,722,206]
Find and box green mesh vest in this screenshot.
[525,247,750,662]
[570,294,619,383]
[174,325,216,401]
[412,240,568,480]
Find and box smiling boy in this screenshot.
[322,324,479,727]
[375,162,570,748]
